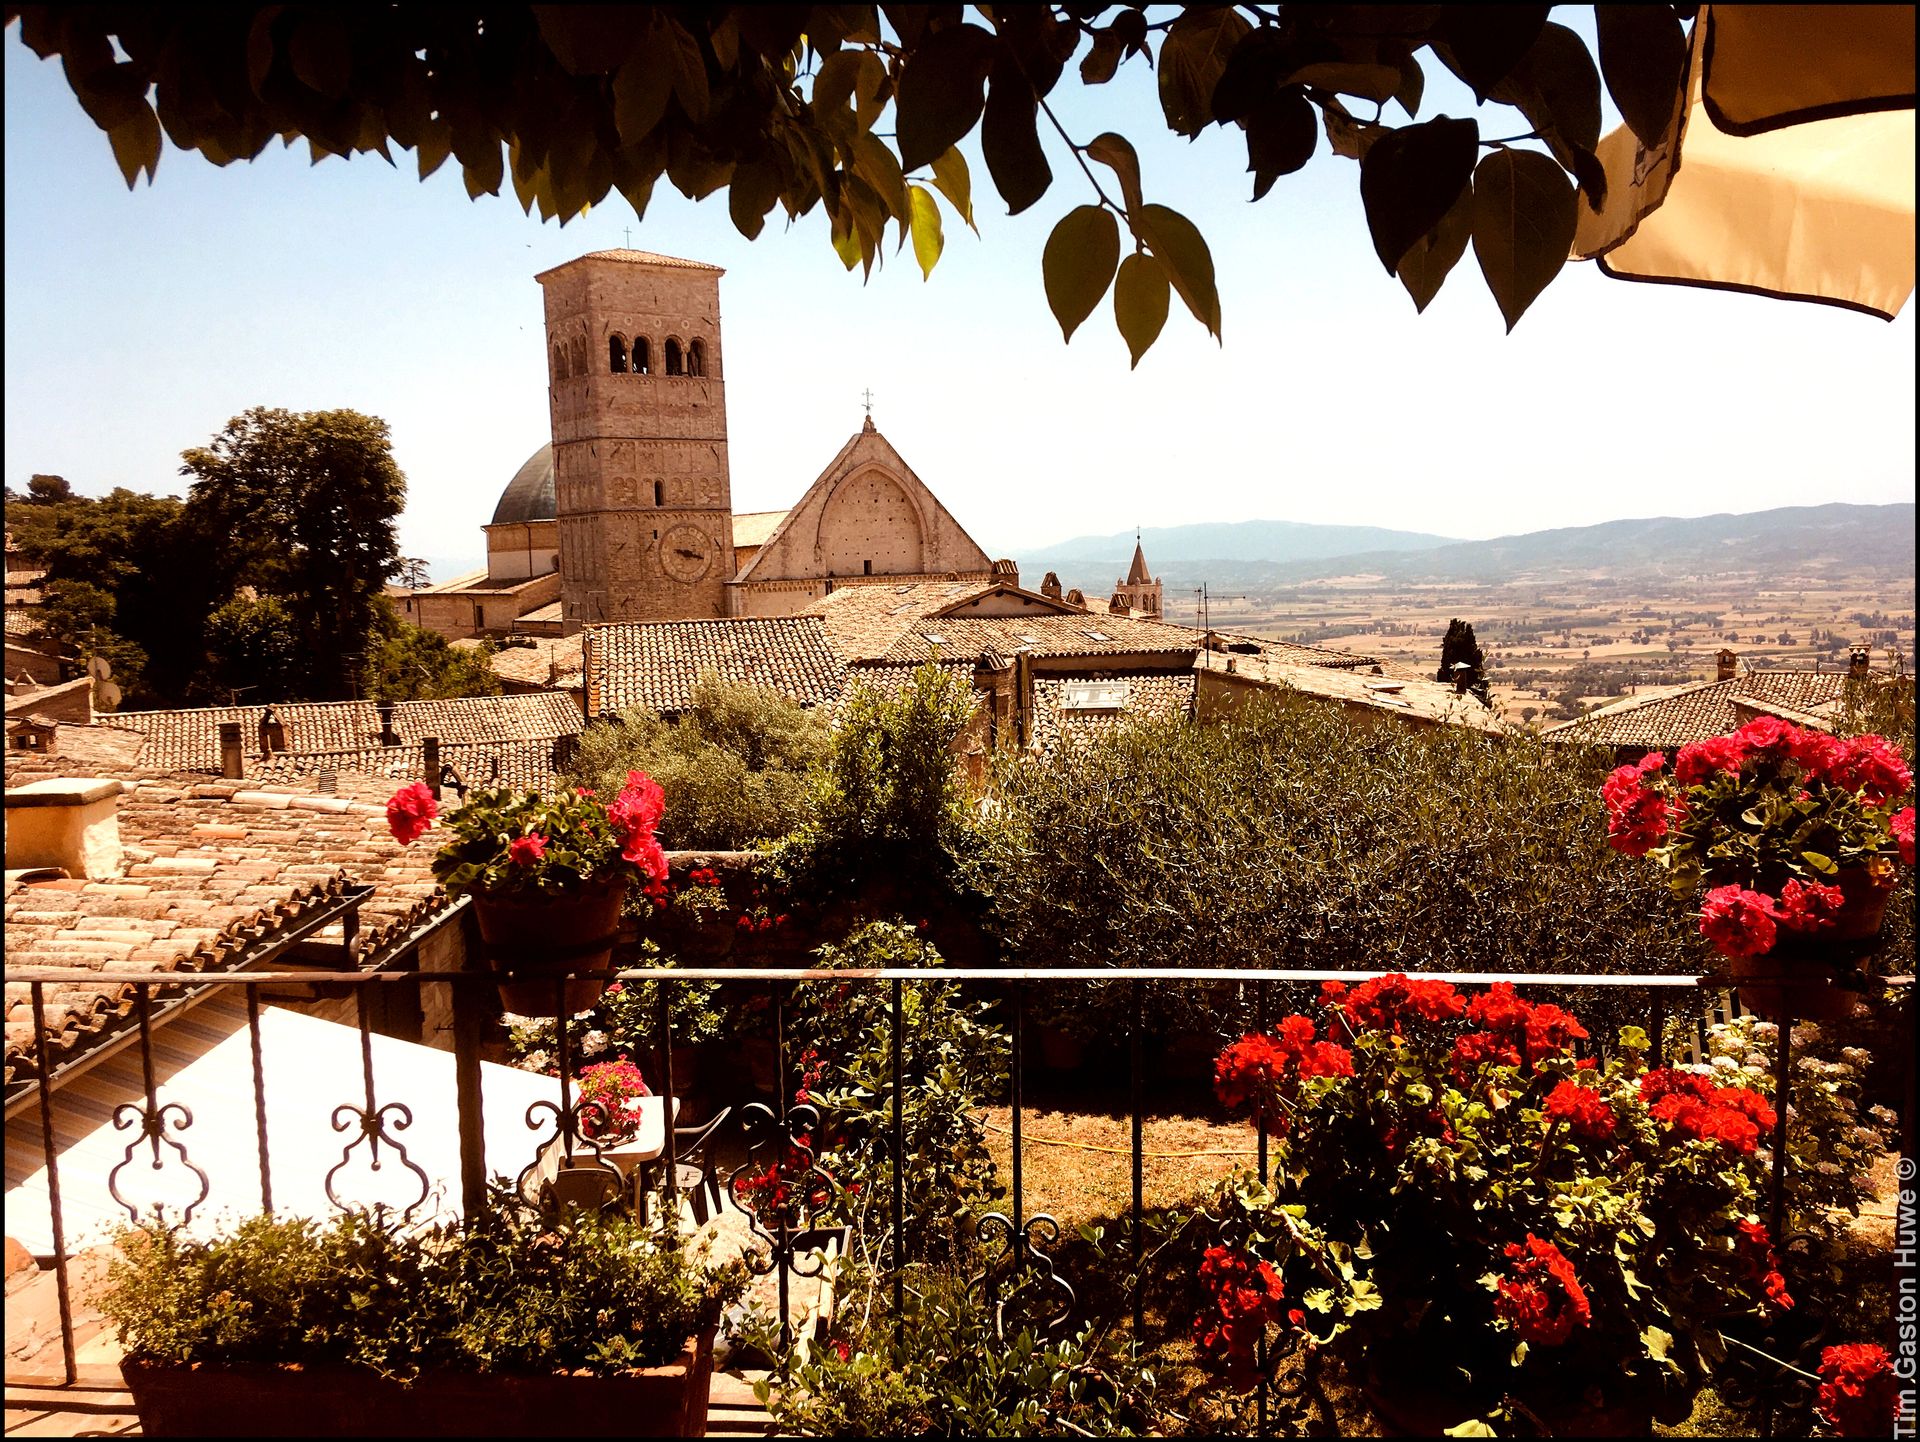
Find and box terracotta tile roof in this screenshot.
[250,735,578,796]
[871,613,1204,665]
[1216,653,1511,733]
[836,661,980,711]
[731,511,789,549]
[586,616,847,717]
[5,610,42,639]
[98,694,583,772]
[539,249,724,275]
[1543,670,1858,749]
[470,636,585,691]
[3,760,450,1098]
[1211,632,1383,670]
[803,581,1005,660]
[1030,672,1198,755]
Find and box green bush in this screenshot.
[769,664,979,907]
[564,672,829,850]
[97,1203,746,1382]
[968,694,1700,1041]
[748,1260,1159,1436]
[787,922,1008,1257]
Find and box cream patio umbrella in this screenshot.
[1573,4,1916,320]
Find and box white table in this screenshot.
[530,1095,680,1200]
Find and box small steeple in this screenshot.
[1126,529,1152,585]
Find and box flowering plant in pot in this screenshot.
[1195,976,1796,1434]
[387,771,670,1016]
[1600,718,1913,1018]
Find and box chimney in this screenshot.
[259,706,286,753]
[4,778,124,879]
[377,699,399,746]
[1716,648,1738,682]
[218,721,245,779]
[422,736,442,798]
[1849,644,1871,678]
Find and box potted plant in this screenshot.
[1600,718,1913,1018]
[574,1057,658,1179]
[100,1199,747,1437]
[1192,975,1804,1435]
[386,771,671,1016]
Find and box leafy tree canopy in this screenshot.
[180,406,406,700]
[361,598,504,702]
[6,4,1693,352]
[196,591,303,704]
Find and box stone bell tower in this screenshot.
[536,250,735,629]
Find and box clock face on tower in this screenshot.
[659,523,714,583]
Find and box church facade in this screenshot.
[408,249,1002,640]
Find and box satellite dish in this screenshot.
[86,654,113,681]
[96,680,122,709]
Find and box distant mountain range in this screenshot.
[1013,503,1915,596]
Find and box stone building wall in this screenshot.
[538,253,736,630]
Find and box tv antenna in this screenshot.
[1191,582,1248,666]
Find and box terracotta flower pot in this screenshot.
[1733,861,1894,1021]
[123,1326,716,1437]
[472,877,626,1018]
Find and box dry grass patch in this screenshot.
[976,1106,1256,1229]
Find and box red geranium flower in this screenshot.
[1893,806,1915,867]
[1775,878,1845,933]
[1818,1344,1901,1437]
[385,781,439,845]
[1544,1079,1615,1142]
[507,833,548,867]
[1494,1235,1589,1347]
[1674,734,1745,787]
[1698,885,1780,960]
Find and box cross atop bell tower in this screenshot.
[536,250,735,629]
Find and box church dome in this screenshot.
[490,443,556,526]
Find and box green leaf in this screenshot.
[1433,6,1550,102]
[108,103,163,189]
[660,15,711,123]
[1596,5,1689,149]
[907,185,943,279]
[1490,23,1602,155]
[1444,1421,1499,1438]
[1397,186,1472,313]
[1134,204,1220,338]
[288,10,351,99]
[246,7,284,100]
[532,5,643,76]
[728,159,781,241]
[812,50,865,117]
[981,59,1051,216]
[1042,205,1122,343]
[1359,116,1478,274]
[613,46,674,145]
[1084,130,1144,212]
[1113,252,1168,368]
[928,147,976,233]
[1642,1324,1675,1363]
[1470,148,1577,331]
[893,23,998,171]
[1245,89,1317,201]
[1158,6,1251,137]
[852,129,908,219]
[1800,850,1837,875]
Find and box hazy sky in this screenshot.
[5,11,1914,575]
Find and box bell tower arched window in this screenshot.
[552,342,568,381]
[654,480,665,506]
[633,337,651,375]
[688,339,706,377]
[664,338,683,376]
[609,335,627,373]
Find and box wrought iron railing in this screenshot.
[4,960,1883,1435]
